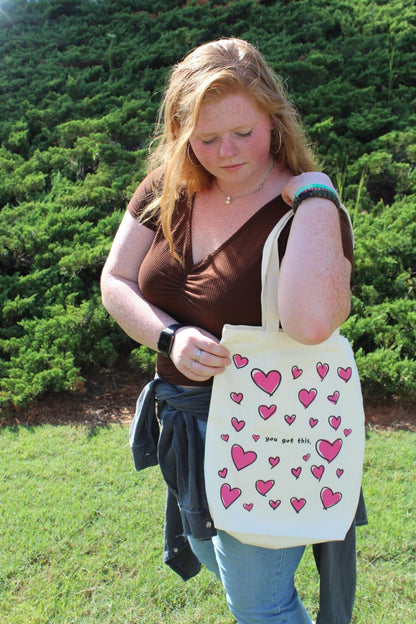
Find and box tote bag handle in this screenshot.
[261,204,354,332]
[261,210,293,331]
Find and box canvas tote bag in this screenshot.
[205,209,365,548]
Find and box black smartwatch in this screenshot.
[157,323,185,358]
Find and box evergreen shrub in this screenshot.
[0,0,415,406]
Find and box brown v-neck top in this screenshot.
[128,173,354,386]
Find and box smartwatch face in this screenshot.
[157,330,174,357]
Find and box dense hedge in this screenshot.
[0,0,415,407]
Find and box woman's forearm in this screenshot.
[100,272,175,352]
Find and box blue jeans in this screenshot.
[189,531,312,624]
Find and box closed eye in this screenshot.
[200,130,253,145]
[201,137,217,145]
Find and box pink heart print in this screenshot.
[233,354,249,368]
[292,365,303,379]
[343,428,352,437]
[327,391,340,405]
[220,483,241,508]
[320,487,342,509]
[269,456,280,468]
[285,414,296,425]
[309,418,318,428]
[221,434,229,442]
[251,369,281,396]
[231,444,257,471]
[252,434,260,442]
[255,479,275,496]
[317,362,329,381]
[336,468,344,478]
[231,417,245,432]
[311,465,325,481]
[303,453,311,461]
[269,499,281,509]
[298,388,317,408]
[258,404,277,420]
[218,468,228,478]
[230,392,243,404]
[316,438,343,463]
[291,467,302,479]
[329,415,341,430]
[243,503,253,511]
[290,497,306,513]
[337,366,352,382]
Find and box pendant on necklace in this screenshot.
[225,196,231,205]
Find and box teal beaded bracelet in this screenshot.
[292,185,341,214]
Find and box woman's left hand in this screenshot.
[170,326,231,382]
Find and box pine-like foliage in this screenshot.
[0,0,415,406]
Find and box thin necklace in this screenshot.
[214,162,274,205]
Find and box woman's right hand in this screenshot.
[170,326,231,382]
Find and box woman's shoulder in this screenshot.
[126,166,166,226]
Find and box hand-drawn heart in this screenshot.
[303,453,311,461]
[251,369,281,396]
[233,354,249,368]
[327,391,340,405]
[336,468,344,478]
[311,465,324,481]
[284,414,296,425]
[291,467,302,479]
[231,444,257,471]
[317,362,329,381]
[269,499,281,509]
[243,503,253,511]
[316,438,343,463]
[255,479,275,496]
[220,483,241,509]
[337,366,352,382]
[218,468,227,478]
[299,388,317,408]
[321,487,342,509]
[292,365,303,379]
[343,428,352,437]
[329,415,341,430]
[252,434,260,442]
[309,417,318,428]
[231,417,245,432]
[230,392,243,404]
[269,456,280,468]
[290,497,306,513]
[258,404,277,420]
[221,434,229,442]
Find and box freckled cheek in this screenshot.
[190,142,216,170]
[251,134,273,163]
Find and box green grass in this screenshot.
[0,424,414,623]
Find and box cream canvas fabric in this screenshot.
[205,210,365,548]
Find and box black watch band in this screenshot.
[157,323,185,358]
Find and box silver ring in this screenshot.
[194,348,202,363]
[187,360,193,371]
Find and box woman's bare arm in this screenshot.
[100,211,230,379]
[279,174,352,344]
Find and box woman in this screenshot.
[101,38,362,624]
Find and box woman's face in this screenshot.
[189,91,274,192]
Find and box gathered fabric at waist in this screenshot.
[129,378,215,539]
[155,382,212,421]
[155,382,215,540]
